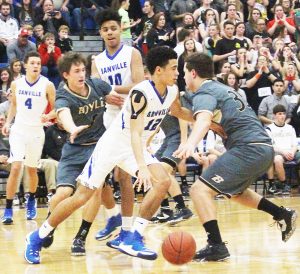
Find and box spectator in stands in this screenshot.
[246,54,277,114]
[15,0,35,27]
[277,45,300,73]
[0,68,12,103]
[176,13,200,42]
[290,95,300,136]
[6,28,37,63]
[266,104,300,195]
[193,0,219,27]
[245,8,262,38]
[283,62,300,99]
[220,4,243,33]
[202,23,221,57]
[10,58,23,80]
[0,87,12,115]
[244,0,268,21]
[56,25,73,54]
[0,2,19,62]
[198,8,218,40]
[215,60,231,83]
[258,79,292,126]
[33,24,45,47]
[235,22,252,50]
[250,17,272,42]
[220,0,244,22]
[22,24,37,44]
[224,72,248,103]
[146,12,176,49]
[34,0,68,37]
[169,0,197,29]
[38,32,62,88]
[276,0,295,17]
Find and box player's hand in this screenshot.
[133,166,155,192]
[173,143,195,159]
[41,113,50,123]
[105,93,124,107]
[0,155,8,164]
[69,125,89,143]
[2,123,10,136]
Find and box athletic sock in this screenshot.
[6,199,13,209]
[122,216,133,231]
[39,220,54,238]
[75,219,92,241]
[105,206,119,218]
[203,220,223,244]
[180,176,188,186]
[113,180,120,191]
[257,197,285,220]
[161,198,170,211]
[173,194,185,209]
[132,217,149,235]
[28,192,35,201]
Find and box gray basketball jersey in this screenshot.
[192,80,271,149]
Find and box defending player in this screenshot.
[1,51,56,224]
[173,53,297,261]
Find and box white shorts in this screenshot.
[9,124,45,167]
[103,109,119,129]
[77,132,159,189]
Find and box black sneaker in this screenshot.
[273,207,297,242]
[282,184,291,195]
[167,206,193,225]
[71,238,86,256]
[150,209,173,223]
[42,233,54,249]
[268,184,281,195]
[193,241,230,262]
[113,189,121,200]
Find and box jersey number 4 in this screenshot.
[25,98,32,109]
[108,73,122,85]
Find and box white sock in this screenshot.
[132,217,149,236]
[105,206,119,218]
[39,220,54,238]
[122,216,133,231]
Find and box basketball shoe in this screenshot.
[167,206,193,225]
[193,240,230,262]
[71,238,86,256]
[1,208,13,224]
[24,230,44,264]
[95,213,122,240]
[150,208,173,223]
[26,199,37,220]
[118,231,157,260]
[106,229,131,249]
[42,232,54,249]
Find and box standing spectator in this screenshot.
[220,4,243,33]
[250,17,272,41]
[169,0,197,29]
[193,0,219,27]
[283,62,300,100]
[224,72,248,103]
[198,9,218,39]
[234,22,252,49]
[33,24,45,47]
[245,8,262,38]
[215,60,231,83]
[220,1,244,22]
[55,25,73,54]
[176,13,200,42]
[0,2,19,62]
[0,68,12,103]
[38,32,62,87]
[15,0,35,27]
[202,24,221,57]
[6,28,37,63]
[22,24,37,44]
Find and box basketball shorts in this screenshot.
[56,143,96,189]
[199,144,274,197]
[77,133,160,190]
[9,124,45,167]
[155,134,181,168]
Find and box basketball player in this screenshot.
[24,46,193,264]
[71,8,144,252]
[1,51,56,224]
[38,52,124,253]
[173,53,297,261]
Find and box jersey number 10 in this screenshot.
[108,73,122,85]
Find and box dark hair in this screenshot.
[182,38,196,59]
[177,28,190,42]
[151,12,165,29]
[58,52,87,79]
[0,67,13,88]
[19,0,34,23]
[272,78,284,86]
[0,2,11,9]
[146,46,177,75]
[273,104,286,114]
[10,58,22,72]
[95,8,121,28]
[185,53,214,78]
[24,51,41,64]
[224,73,239,91]
[201,8,215,25]
[223,20,235,29]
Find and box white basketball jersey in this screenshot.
[94,44,133,113]
[111,80,178,144]
[14,75,49,127]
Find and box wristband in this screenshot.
[255,73,262,79]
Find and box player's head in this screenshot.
[146,46,178,86]
[24,51,41,76]
[184,53,214,92]
[96,9,122,49]
[58,52,87,88]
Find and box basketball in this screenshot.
[161,231,196,265]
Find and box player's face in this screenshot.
[64,63,86,90]
[24,57,41,76]
[99,21,121,49]
[183,64,196,92]
[160,59,178,86]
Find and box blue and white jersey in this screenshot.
[94,44,133,113]
[14,75,49,127]
[110,80,178,144]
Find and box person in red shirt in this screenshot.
[38,32,62,88]
[267,4,296,40]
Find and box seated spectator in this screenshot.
[15,0,35,27]
[283,63,300,105]
[0,2,19,62]
[10,58,23,80]
[169,0,197,29]
[34,0,68,37]
[250,17,272,42]
[176,13,200,42]
[235,22,252,50]
[215,60,231,83]
[258,79,292,126]
[22,24,36,44]
[0,87,12,115]
[202,23,221,57]
[224,72,248,103]
[6,28,37,63]
[220,0,243,23]
[38,32,61,88]
[245,8,262,38]
[198,8,218,40]
[56,25,73,54]
[33,24,45,47]
[266,104,300,195]
[193,0,219,27]
[220,4,243,34]
[146,12,176,49]
[0,68,12,102]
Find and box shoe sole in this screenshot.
[284,211,297,242]
[1,219,13,225]
[106,242,119,249]
[194,254,230,262]
[24,234,40,264]
[95,233,113,241]
[118,245,157,260]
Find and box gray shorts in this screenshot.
[200,144,274,197]
[57,143,96,189]
[155,135,181,168]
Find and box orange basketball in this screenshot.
[161,231,196,265]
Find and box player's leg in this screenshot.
[178,159,189,197]
[24,166,39,220]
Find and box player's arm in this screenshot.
[169,93,194,122]
[179,118,188,144]
[91,59,101,79]
[114,48,144,95]
[2,82,17,136]
[42,82,57,122]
